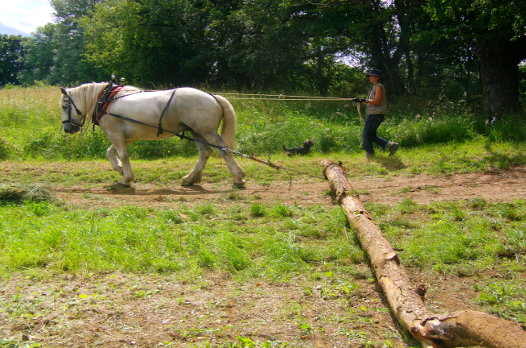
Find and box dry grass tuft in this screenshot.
[0,184,59,204]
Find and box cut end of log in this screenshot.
[419,310,526,348]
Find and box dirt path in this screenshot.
[54,165,526,209]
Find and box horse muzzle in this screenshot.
[63,122,81,134]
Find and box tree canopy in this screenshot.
[0,0,524,114]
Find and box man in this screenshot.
[356,69,399,158]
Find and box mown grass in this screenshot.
[0,139,524,191]
[1,193,524,325]
[1,85,525,341]
[370,198,526,324]
[0,201,357,280]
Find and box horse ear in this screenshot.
[60,87,68,96]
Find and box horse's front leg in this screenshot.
[109,139,135,187]
[106,145,123,175]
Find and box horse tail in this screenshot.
[213,94,237,150]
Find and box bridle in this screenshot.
[60,88,85,130]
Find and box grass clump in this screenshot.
[0,184,59,205]
[476,280,526,324]
[0,137,18,159]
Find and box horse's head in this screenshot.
[59,87,85,134]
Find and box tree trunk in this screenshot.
[321,159,526,348]
[476,39,525,114]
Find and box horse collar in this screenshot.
[93,83,123,126]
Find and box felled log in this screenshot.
[321,159,526,348]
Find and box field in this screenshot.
[1,86,526,347]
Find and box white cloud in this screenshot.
[0,0,54,34]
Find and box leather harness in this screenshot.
[93,83,123,126]
[92,83,176,137]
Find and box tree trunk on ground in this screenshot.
[321,159,526,348]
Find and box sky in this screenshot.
[0,0,55,35]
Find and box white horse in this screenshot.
[59,82,246,188]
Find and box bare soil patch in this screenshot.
[51,165,526,209]
[1,269,485,347]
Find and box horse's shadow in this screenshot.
[104,183,233,196]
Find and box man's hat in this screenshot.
[366,69,383,78]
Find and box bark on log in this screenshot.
[321,159,526,348]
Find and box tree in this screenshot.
[81,0,314,90]
[0,35,26,86]
[81,0,216,87]
[426,0,526,114]
[221,0,308,90]
[49,0,107,85]
[285,0,415,99]
[19,25,56,84]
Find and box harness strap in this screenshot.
[157,89,177,137]
[106,111,283,170]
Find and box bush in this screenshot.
[23,131,109,159]
[484,114,526,143]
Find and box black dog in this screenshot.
[283,139,314,156]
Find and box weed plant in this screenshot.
[1,85,524,160]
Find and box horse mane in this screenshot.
[67,82,143,118]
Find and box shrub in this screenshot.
[484,114,526,142]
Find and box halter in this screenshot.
[60,87,85,130]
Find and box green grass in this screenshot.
[370,198,526,324]
[1,85,525,335]
[0,139,524,191]
[373,199,526,271]
[0,201,355,280]
[1,192,524,324]
[1,85,525,160]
